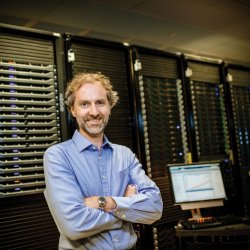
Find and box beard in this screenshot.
[78,116,109,138]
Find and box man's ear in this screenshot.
[70,107,76,117]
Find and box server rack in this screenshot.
[131,47,190,250]
[0,24,66,249]
[182,56,239,216]
[225,64,250,216]
[183,56,231,162]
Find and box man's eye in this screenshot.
[81,102,89,107]
[96,100,105,106]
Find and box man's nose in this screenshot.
[89,103,99,116]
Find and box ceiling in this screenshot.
[0,0,250,64]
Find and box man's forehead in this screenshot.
[75,83,108,101]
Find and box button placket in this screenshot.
[98,148,109,195]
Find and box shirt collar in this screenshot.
[72,130,113,152]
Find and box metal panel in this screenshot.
[228,68,250,167]
[0,32,61,197]
[227,66,250,208]
[0,194,58,250]
[136,51,188,179]
[0,24,63,250]
[186,61,230,161]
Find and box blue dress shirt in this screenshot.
[44,130,163,250]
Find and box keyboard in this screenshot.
[179,215,243,230]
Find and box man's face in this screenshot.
[70,82,111,140]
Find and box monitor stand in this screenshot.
[191,208,202,219]
[180,200,224,219]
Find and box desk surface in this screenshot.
[176,223,250,237]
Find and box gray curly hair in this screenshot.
[65,72,119,113]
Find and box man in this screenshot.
[43,72,163,250]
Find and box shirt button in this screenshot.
[113,237,119,243]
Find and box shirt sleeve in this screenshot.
[111,151,163,224]
[43,145,122,241]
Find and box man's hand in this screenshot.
[124,184,137,197]
[84,196,99,209]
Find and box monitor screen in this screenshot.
[168,162,227,210]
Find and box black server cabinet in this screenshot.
[182,57,240,216]
[131,47,190,250]
[0,24,66,249]
[225,64,250,216]
[183,57,231,162]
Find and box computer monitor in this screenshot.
[168,161,227,216]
